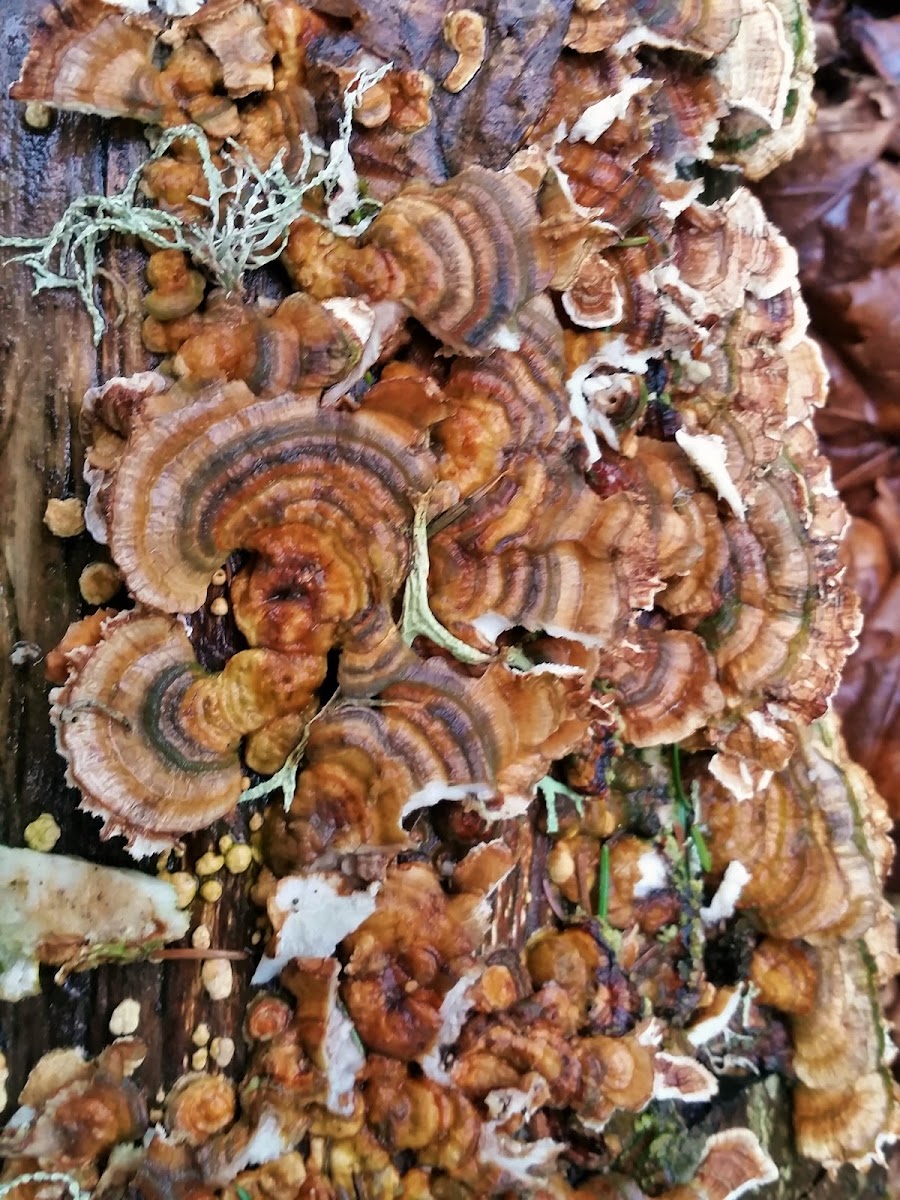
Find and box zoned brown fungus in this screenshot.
[50,611,324,852]
[6,0,899,1190]
[266,653,593,866]
[98,379,433,617]
[702,717,890,944]
[282,166,551,354]
[0,1042,148,1171]
[9,0,173,123]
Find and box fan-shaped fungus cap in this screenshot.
[792,936,900,1170]
[703,717,889,943]
[10,0,172,122]
[170,295,379,397]
[436,297,571,498]
[664,1129,777,1200]
[340,862,481,1061]
[165,1074,237,1146]
[266,656,592,867]
[50,610,324,853]
[50,612,244,854]
[749,937,818,1016]
[597,627,723,747]
[193,0,274,97]
[575,1025,661,1126]
[363,166,552,353]
[428,453,658,653]
[105,380,433,614]
[0,1041,148,1170]
[565,0,742,57]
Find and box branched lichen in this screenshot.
[401,497,492,664]
[0,1173,86,1200]
[0,66,390,343]
[239,732,309,812]
[535,775,585,834]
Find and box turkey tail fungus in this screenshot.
[1,0,897,1195]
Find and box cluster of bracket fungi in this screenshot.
[2,0,899,1196]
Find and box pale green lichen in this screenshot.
[401,497,492,665]
[535,775,585,834]
[238,730,310,812]
[0,66,390,344]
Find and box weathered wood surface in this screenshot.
[0,0,261,1110]
[0,3,892,1196]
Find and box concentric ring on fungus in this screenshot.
[7,0,900,1191]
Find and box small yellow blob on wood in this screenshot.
[209,1036,236,1068]
[191,1047,209,1071]
[109,998,141,1037]
[24,101,52,129]
[218,834,234,854]
[192,924,212,950]
[79,561,123,605]
[169,872,198,909]
[192,1022,211,1047]
[210,597,229,617]
[24,813,60,853]
[43,497,85,538]
[200,880,224,903]
[196,851,224,877]
[0,1051,8,1113]
[249,813,263,831]
[225,844,253,875]
[211,569,228,586]
[201,959,233,1001]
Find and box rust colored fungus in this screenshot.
[0,1043,148,1172]
[51,611,322,850]
[3,0,897,1192]
[703,717,891,943]
[94,378,433,619]
[265,652,593,866]
[10,0,173,123]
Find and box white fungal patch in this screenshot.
[675,429,746,520]
[701,861,752,924]
[633,850,668,898]
[568,77,652,144]
[252,875,378,985]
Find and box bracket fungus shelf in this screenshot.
[0,0,897,1197]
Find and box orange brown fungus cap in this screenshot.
[597,627,724,747]
[428,454,657,651]
[10,0,173,123]
[103,379,433,618]
[50,612,243,853]
[703,718,889,943]
[362,167,552,353]
[49,611,323,852]
[435,296,571,497]
[265,657,592,867]
[9,0,894,1185]
[169,295,373,396]
[0,1043,148,1172]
